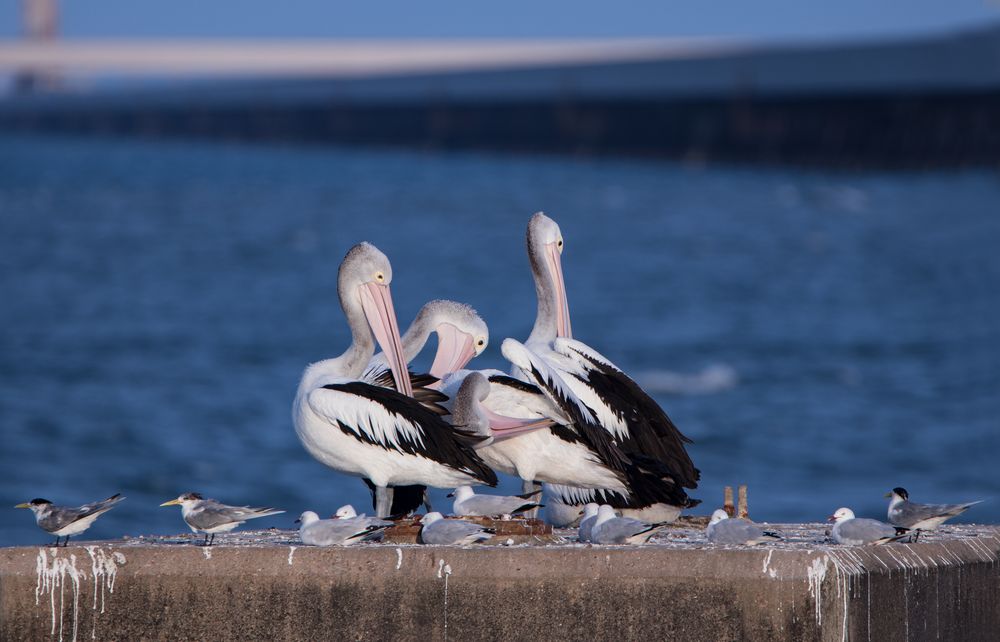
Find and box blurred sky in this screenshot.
[0,0,999,40]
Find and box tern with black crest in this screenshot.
[160,492,284,546]
[15,494,125,547]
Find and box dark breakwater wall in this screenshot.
[2,534,999,641]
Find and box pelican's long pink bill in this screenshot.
[547,242,572,339]
[428,323,477,378]
[483,406,554,442]
[360,282,413,397]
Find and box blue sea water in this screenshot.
[1,134,998,546]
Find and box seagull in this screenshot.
[589,504,670,545]
[15,494,124,547]
[293,243,497,518]
[419,511,495,545]
[828,507,905,546]
[160,493,284,546]
[577,503,600,542]
[448,486,543,518]
[333,504,398,532]
[296,510,392,546]
[706,509,781,545]
[503,212,699,519]
[886,487,982,541]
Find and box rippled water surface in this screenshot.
[1,135,998,546]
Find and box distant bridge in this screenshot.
[2,24,999,168]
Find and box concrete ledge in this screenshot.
[1,529,998,641]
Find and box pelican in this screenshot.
[293,243,497,518]
[361,299,490,516]
[505,212,700,520]
[444,370,643,494]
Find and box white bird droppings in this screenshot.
[288,547,296,566]
[395,548,403,570]
[807,556,829,626]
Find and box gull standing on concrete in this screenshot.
[15,494,125,547]
[577,503,600,542]
[160,493,284,546]
[502,213,700,521]
[886,487,981,542]
[589,504,669,545]
[419,512,495,545]
[706,509,781,545]
[297,511,392,546]
[293,243,497,518]
[448,486,543,518]
[828,508,904,546]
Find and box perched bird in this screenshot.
[160,492,284,546]
[589,504,669,545]
[448,486,543,518]
[503,213,699,519]
[706,509,781,545]
[829,508,904,546]
[577,503,600,542]
[334,504,397,532]
[419,511,495,545]
[361,299,492,517]
[886,487,981,541]
[292,243,497,518]
[15,494,124,547]
[297,511,391,546]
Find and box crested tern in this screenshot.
[160,492,284,545]
[15,494,125,547]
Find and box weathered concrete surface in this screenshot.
[1,528,998,642]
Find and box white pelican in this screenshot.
[293,243,497,517]
[505,212,700,520]
[361,299,491,516]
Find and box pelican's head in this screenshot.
[885,487,908,502]
[295,511,320,526]
[453,371,552,444]
[417,300,489,377]
[420,511,444,525]
[334,504,358,519]
[338,242,411,396]
[160,492,203,508]
[526,212,571,340]
[14,498,52,515]
[828,507,855,523]
[447,486,475,501]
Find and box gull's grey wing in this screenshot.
[890,500,980,528]
[422,520,493,545]
[301,520,368,546]
[578,516,597,542]
[592,517,657,544]
[834,518,897,545]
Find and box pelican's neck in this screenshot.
[526,241,560,347]
[400,308,436,363]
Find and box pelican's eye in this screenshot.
[374,271,385,283]
[476,337,486,351]
[556,238,564,252]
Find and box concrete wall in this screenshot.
[2,533,998,641]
